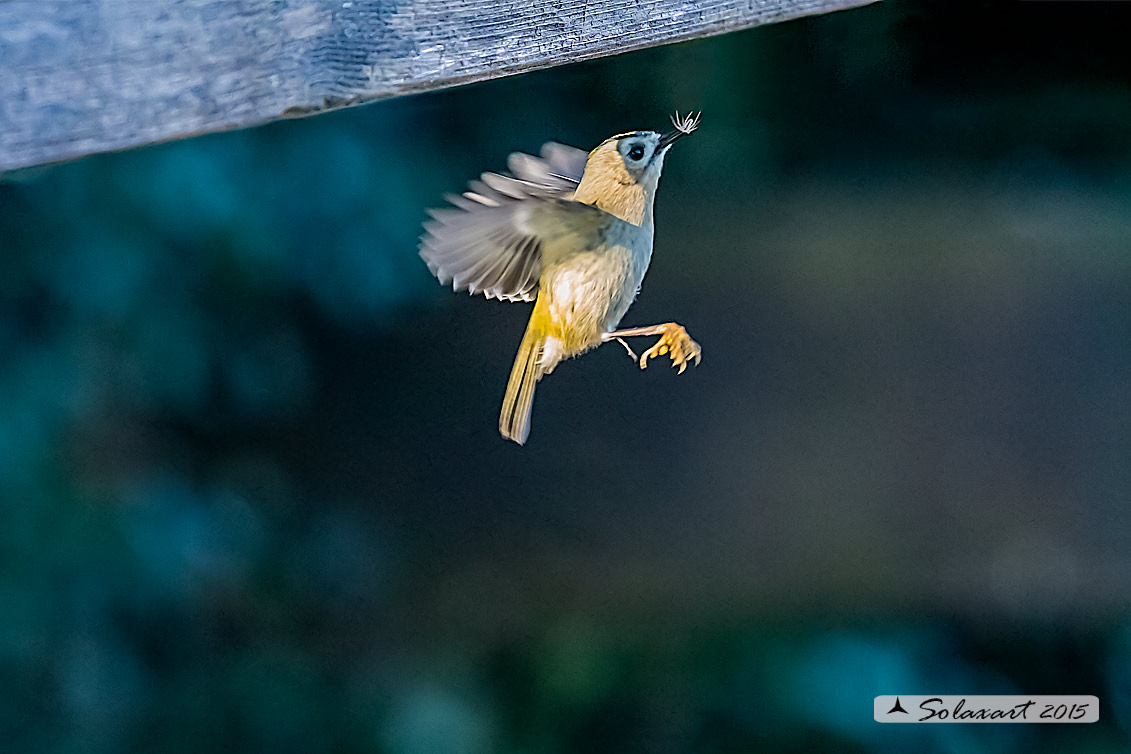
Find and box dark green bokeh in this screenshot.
[1,3,1129,752]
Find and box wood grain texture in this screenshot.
[0,0,874,172]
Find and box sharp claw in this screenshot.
[627,324,701,374]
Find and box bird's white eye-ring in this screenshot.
[627,144,646,161]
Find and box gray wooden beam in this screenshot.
[0,0,874,172]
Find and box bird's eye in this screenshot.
[628,144,646,161]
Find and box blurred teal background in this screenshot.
[1,2,1130,752]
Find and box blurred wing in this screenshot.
[420,142,589,302]
[508,141,588,190]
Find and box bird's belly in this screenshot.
[538,244,643,354]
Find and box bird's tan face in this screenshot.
[573,131,670,225]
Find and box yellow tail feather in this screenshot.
[499,326,546,445]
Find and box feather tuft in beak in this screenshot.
[658,111,701,149]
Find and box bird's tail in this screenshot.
[499,325,549,445]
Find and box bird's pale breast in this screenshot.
[534,219,653,361]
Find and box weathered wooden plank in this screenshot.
[0,0,874,172]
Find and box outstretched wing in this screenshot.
[420,142,589,302]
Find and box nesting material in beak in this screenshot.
[658,111,701,149]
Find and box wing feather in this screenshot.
[420,142,590,302]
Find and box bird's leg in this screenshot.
[602,323,702,374]
[613,337,637,362]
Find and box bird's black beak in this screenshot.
[657,129,687,150]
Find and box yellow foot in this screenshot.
[639,323,702,374]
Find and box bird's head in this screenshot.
[574,112,700,226]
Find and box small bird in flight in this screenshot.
[421,112,702,444]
